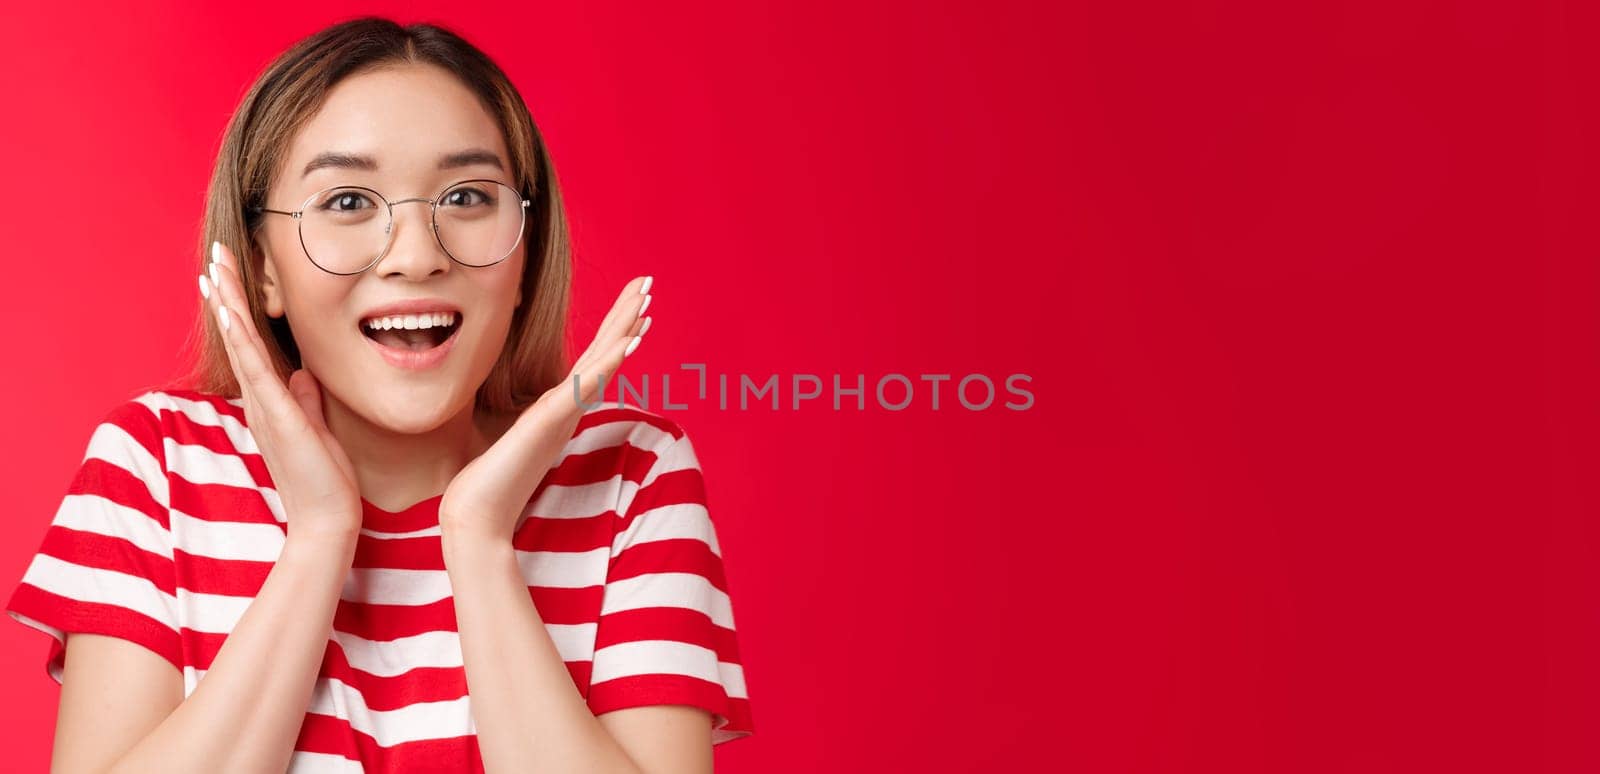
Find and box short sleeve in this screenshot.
[4,397,182,683]
[586,428,755,745]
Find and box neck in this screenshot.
[319,387,516,514]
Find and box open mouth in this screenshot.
[360,311,463,351]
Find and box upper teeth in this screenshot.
[363,312,459,331]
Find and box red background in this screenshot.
[2,1,1597,771]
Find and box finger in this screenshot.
[568,335,636,407]
[572,314,650,385]
[207,299,270,438]
[208,242,272,354]
[593,275,651,336]
[200,267,256,409]
[578,312,650,374]
[582,331,638,382]
[580,279,651,365]
[209,242,281,379]
[212,301,271,411]
[206,245,297,421]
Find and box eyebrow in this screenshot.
[300,148,505,179]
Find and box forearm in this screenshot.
[442,530,642,774]
[108,529,359,774]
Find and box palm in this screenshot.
[439,276,653,536]
[203,242,365,532]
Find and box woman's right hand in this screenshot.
[200,241,364,540]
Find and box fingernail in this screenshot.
[211,241,222,264]
[639,276,653,295]
[209,261,220,288]
[638,316,652,336]
[216,305,230,331]
[639,294,651,316]
[624,335,641,357]
[198,274,211,300]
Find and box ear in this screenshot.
[258,244,287,319]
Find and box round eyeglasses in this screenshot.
[250,178,533,276]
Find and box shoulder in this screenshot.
[89,387,248,457]
[572,400,692,460]
[98,386,240,426]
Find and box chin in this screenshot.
[303,328,493,434]
[358,385,473,433]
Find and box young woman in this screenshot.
[4,17,753,773]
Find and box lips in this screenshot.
[356,299,466,371]
[361,317,462,371]
[358,298,463,319]
[360,312,460,348]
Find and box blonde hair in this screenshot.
[176,16,571,413]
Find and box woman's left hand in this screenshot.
[439,276,654,540]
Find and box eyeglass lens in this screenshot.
[298,180,525,273]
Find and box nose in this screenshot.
[371,197,452,279]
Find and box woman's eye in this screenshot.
[316,191,377,212]
[442,188,491,208]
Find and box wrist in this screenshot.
[281,526,360,563]
[440,522,514,566]
[281,527,360,572]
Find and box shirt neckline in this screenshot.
[360,493,444,530]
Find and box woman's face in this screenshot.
[256,62,525,434]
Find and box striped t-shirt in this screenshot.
[5,388,754,771]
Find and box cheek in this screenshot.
[274,279,355,346]
[473,260,526,314]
